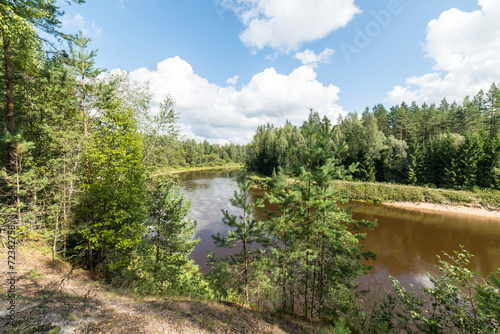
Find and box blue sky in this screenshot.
[58,0,500,144]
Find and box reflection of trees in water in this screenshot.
[182,181,211,191]
[176,169,241,182]
[351,201,500,286]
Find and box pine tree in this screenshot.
[148,176,197,264]
[1,0,85,170]
[264,171,301,312]
[457,132,485,189]
[265,113,376,318]
[210,173,267,303]
[486,83,500,140]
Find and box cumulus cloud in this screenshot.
[218,0,360,52]
[294,48,335,67]
[61,13,103,40]
[226,75,239,86]
[129,56,344,144]
[387,0,500,105]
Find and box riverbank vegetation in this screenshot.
[244,89,500,211]
[249,176,500,212]
[335,181,500,209]
[156,162,244,175]
[246,86,500,191]
[1,1,500,333]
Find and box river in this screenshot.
[178,169,500,290]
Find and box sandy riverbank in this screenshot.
[384,202,500,219]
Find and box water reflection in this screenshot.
[179,169,500,290]
[177,169,243,272]
[349,201,500,289]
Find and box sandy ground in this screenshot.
[385,202,500,219]
[0,244,323,334]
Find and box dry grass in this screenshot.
[0,242,327,333]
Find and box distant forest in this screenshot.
[246,83,500,190]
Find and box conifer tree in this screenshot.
[1,0,84,170]
[263,111,376,318]
[264,171,301,312]
[210,173,267,303]
[147,176,198,265]
[457,132,485,188]
[0,132,40,231]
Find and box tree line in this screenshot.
[246,84,500,190]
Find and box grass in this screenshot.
[246,170,500,210]
[153,162,243,176]
[334,180,500,210]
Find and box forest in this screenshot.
[1,1,499,333]
[246,85,500,190]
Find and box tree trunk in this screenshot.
[282,231,288,311]
[156,216,161,263]
[2,29,16,171]
[15,151,23,226]
[243,198,249,303]
[81,60,91,182]
[87,238,92,270]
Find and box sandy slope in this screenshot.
[385,202,500,219]
[0,244,323,334]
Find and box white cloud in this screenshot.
[61,13,102,40]
[294,48,335,67]
[129,56,344,144]
[226,75,239,86]
[265,52,279,61]
[219,0,360,52]
[386,1,500,105]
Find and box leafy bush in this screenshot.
[368,246,500,333]
[122,243,214,298]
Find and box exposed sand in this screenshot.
[385,202,500,219]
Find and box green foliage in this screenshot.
[75,98,146,273]
[246,122,304,176]
[146,175,198,265]
[121,242,213,298]
[245,84,500,191]
[369,246,500,333]
[334,180,500,208]
[476,271,500,328]
[209,173,268,303]
[68,30,102,81]
[256,115,377,319]
[0,132,43,233]
[318,318,352,334]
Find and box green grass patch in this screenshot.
[334,181,500,210]
[153,163,243,176]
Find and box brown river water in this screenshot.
[178,169,500,290]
